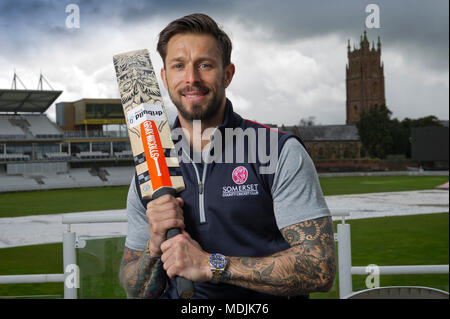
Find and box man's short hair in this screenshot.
[157,13,232,68]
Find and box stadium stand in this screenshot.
[114,150,133,158]
[0,153,30,161]
[6,162,68,175]
[0,114,62,139]
[0,115,27,139]
[25,114,63,138]
[45,152,72,161]
[0,170,39,192]
[75,151,110,159]
[69,168,106,187]
[41,173,77,189]
[103,166,135,186]
[0,85,136,192]
[0,165,135,192]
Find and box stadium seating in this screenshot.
[45,152,72,161]
[103,166,134,186]
[75,151,110,159]
[0,153,30,161]
[25,115,63,138]
[114,150,132,158]
[0,114,63,139]
[0,171,39,192]
[0,165,135,192]
[69,168,106,187]
[0,116,27,139]
[41,173,77,189]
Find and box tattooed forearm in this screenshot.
[222,216,336,296]
[119,247,167,298]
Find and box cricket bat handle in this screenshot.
[152,187,195,299]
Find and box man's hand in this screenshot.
[146,194,185,256]
[160,230,212,282]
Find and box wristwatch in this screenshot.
[209,253,227,284]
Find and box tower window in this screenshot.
[373,82,379,96]
[353,84,358,96]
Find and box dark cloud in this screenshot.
[2,0,447,57]
[91,0,447,71]
[0,0,448,123]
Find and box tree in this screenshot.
[356,105,443,159]
[298,116,316,127]
[356,105,394,159]
[389,118,410,157]
[401,115,442,129]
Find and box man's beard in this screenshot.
[169,80,225,123]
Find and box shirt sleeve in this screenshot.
[124,175,149,251]
[271,137,330,230]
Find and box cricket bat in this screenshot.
[113,49,194,299]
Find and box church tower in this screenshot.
[346,31,386,124]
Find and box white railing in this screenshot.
[61,211,127,299]
[0,209,448,299]
[333,211,449,298]
[0,211,127,299]
[0,274,65,284]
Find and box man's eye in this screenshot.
[174,64,183,69]
[200,64,211,69]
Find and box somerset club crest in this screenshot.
[232,166,248,185]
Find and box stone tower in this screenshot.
[346,31,386,124]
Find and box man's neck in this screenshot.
[178,99,226,151]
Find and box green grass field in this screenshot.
[319,175,448,196]
[0,186,129,218]
[0,174,448,298]
[311,213,449,299]
[0,175,447,218]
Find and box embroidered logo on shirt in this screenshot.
[222,184,259,197]
[223,166,259,197]
[232,166,248,185]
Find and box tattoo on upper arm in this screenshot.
[281,216,334,246]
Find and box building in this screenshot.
[55,98,130,158]
[280,124,362,160]
[274,32,389,163]
[0,90,134,192]
[346,31,386,124]
[56,98,125,133]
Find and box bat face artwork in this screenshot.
[161,33,235,124]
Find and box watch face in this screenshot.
[210,253,226,268]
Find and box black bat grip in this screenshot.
[152,187,195,299]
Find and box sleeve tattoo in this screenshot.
[222,216,336,296]
[119,247,167,298]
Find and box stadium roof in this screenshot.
[0,89,62,113]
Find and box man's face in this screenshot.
[161,33,234,123]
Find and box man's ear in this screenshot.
[224,63,235,89]
[160,67,168,90]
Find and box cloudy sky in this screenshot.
[0,0,448,126]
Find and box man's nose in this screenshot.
[184,64,200,84]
